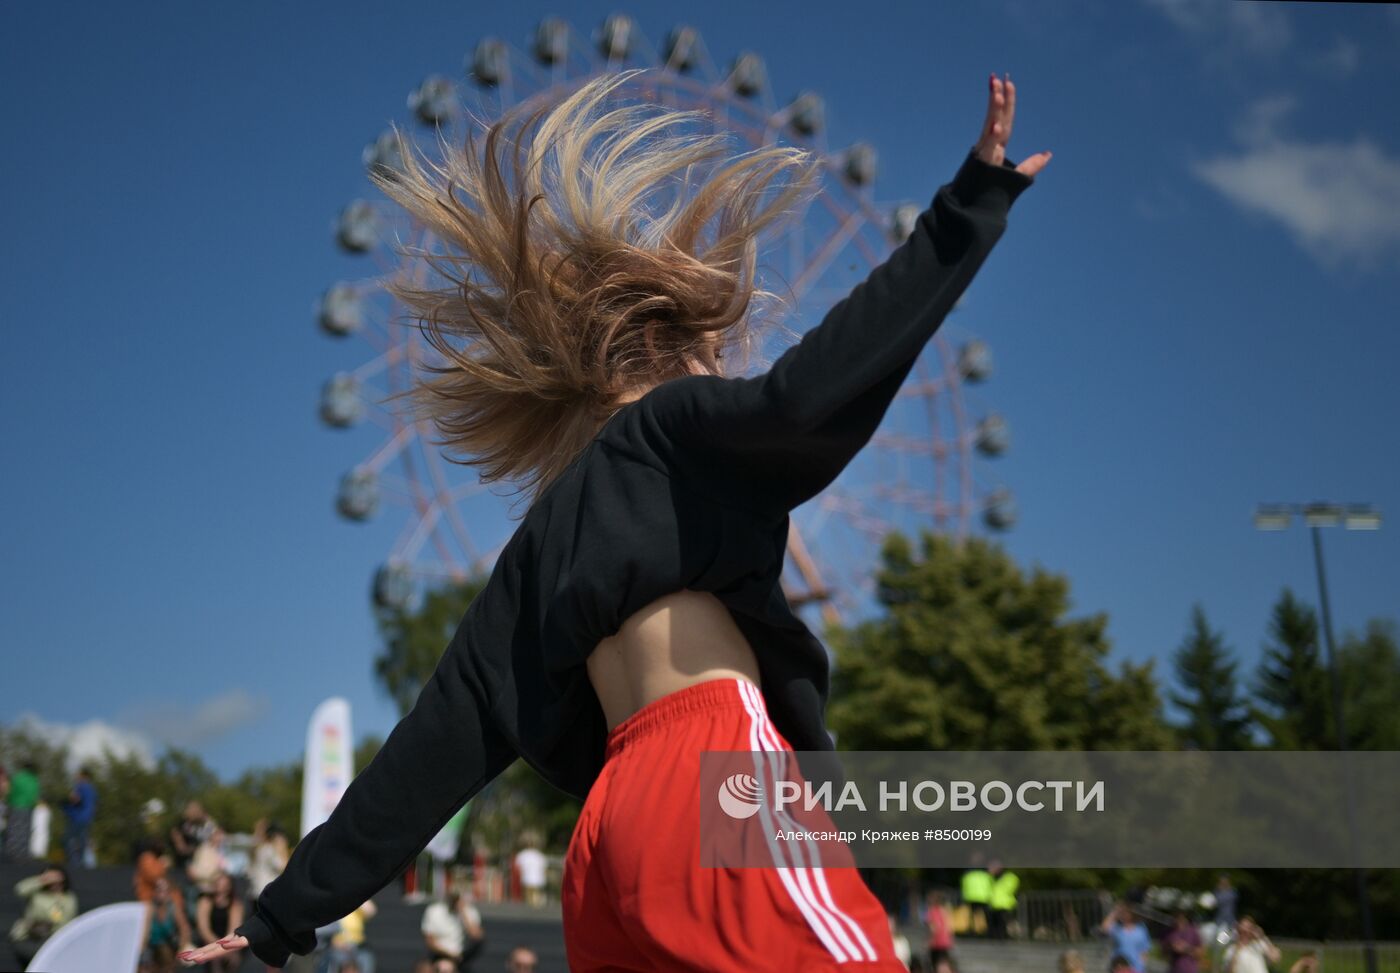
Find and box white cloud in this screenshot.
[1191,99,1400,270]
[1142,0,1292,54]
[15,715,156,771]
[9,690,270,772]
[122,689,270,747]
[1230,94,1298,145]
[1308,36,1360,78]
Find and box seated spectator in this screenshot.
[186,826,230,895]
[925,889,955,968]
[1100,902,1151,973]
[246,817,290,906]
[514,839,548,907]
[1109,957,1134,973]
[142,877,193,973]
[1058,949,1087,973]
[1289,950,1320,973]
[196,871,244,973]
[168,800,216,876]
[8,864,78,967]
[318,899,378,973]
[1163,909,1203,973]
[888,913,912,969]
[422,888,485,971]
[505,946,538,972]
[1222,917,1281,973]
[133,836,171,902]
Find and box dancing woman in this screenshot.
[182,67,1048,972]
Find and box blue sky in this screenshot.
[3,1,1398,779]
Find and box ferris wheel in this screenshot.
[316,15,1016,630]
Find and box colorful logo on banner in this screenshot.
[301,697,353,839]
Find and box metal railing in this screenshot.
[1015,889,1116,942]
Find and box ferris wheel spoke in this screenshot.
[320,31,1011,621]
[894,376,949,400]
[421,437,485,568]
[347,343,411,385]
[626,27,665,75]
[373,478,416,504]
[867,431,950,459]
[444,479,498,505]
[358,424,418,474]
[405,559,475,582]
[783,211,866,304]
[390,496,445,562]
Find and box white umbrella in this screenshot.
[26,901,146,973]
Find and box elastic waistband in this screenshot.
[604,677,761,763]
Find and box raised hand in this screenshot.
[178,934,277,970]
[974,72,1052,178]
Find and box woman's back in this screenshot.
[587,588,762,731]
[468,388,832,798]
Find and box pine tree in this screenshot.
[1252,588,1334,749]
[1169,604,1253,749]
[1339,619,1400,750]
[827,530,1173,751]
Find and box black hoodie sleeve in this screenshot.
[234,628,517,967]
[646,148,1034,514]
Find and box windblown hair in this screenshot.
[370,68,821,514]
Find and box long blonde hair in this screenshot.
[370,68,821,513]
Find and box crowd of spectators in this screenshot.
[874,869,1324,973]
[1094,886,1309,973]
[3,771,1324,973]
[1,762,99,869]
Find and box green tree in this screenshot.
[374,578,486,715]
[1252,588,1333,749]
[157,748,219,800]
[1338,619,1400,750]
[226,759,302,837]
[827,531,1173,751]
[200,734,381,840]
[88,749,182,862]
[371,577,581,853]
[1169,605,1253,749]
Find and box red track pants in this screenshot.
[562,678,906,972]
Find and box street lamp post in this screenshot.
[1253,501,1381,973]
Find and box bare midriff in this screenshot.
[585,588,762,732]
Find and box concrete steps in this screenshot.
[1,863,567,972]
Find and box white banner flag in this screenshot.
[301,696,353,839]
[424,801,470,862]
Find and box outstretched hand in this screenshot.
[974,72,1052,178]
[179,934,277,970]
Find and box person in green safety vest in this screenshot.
[988,859,1019,940]
[959,855,993,937]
